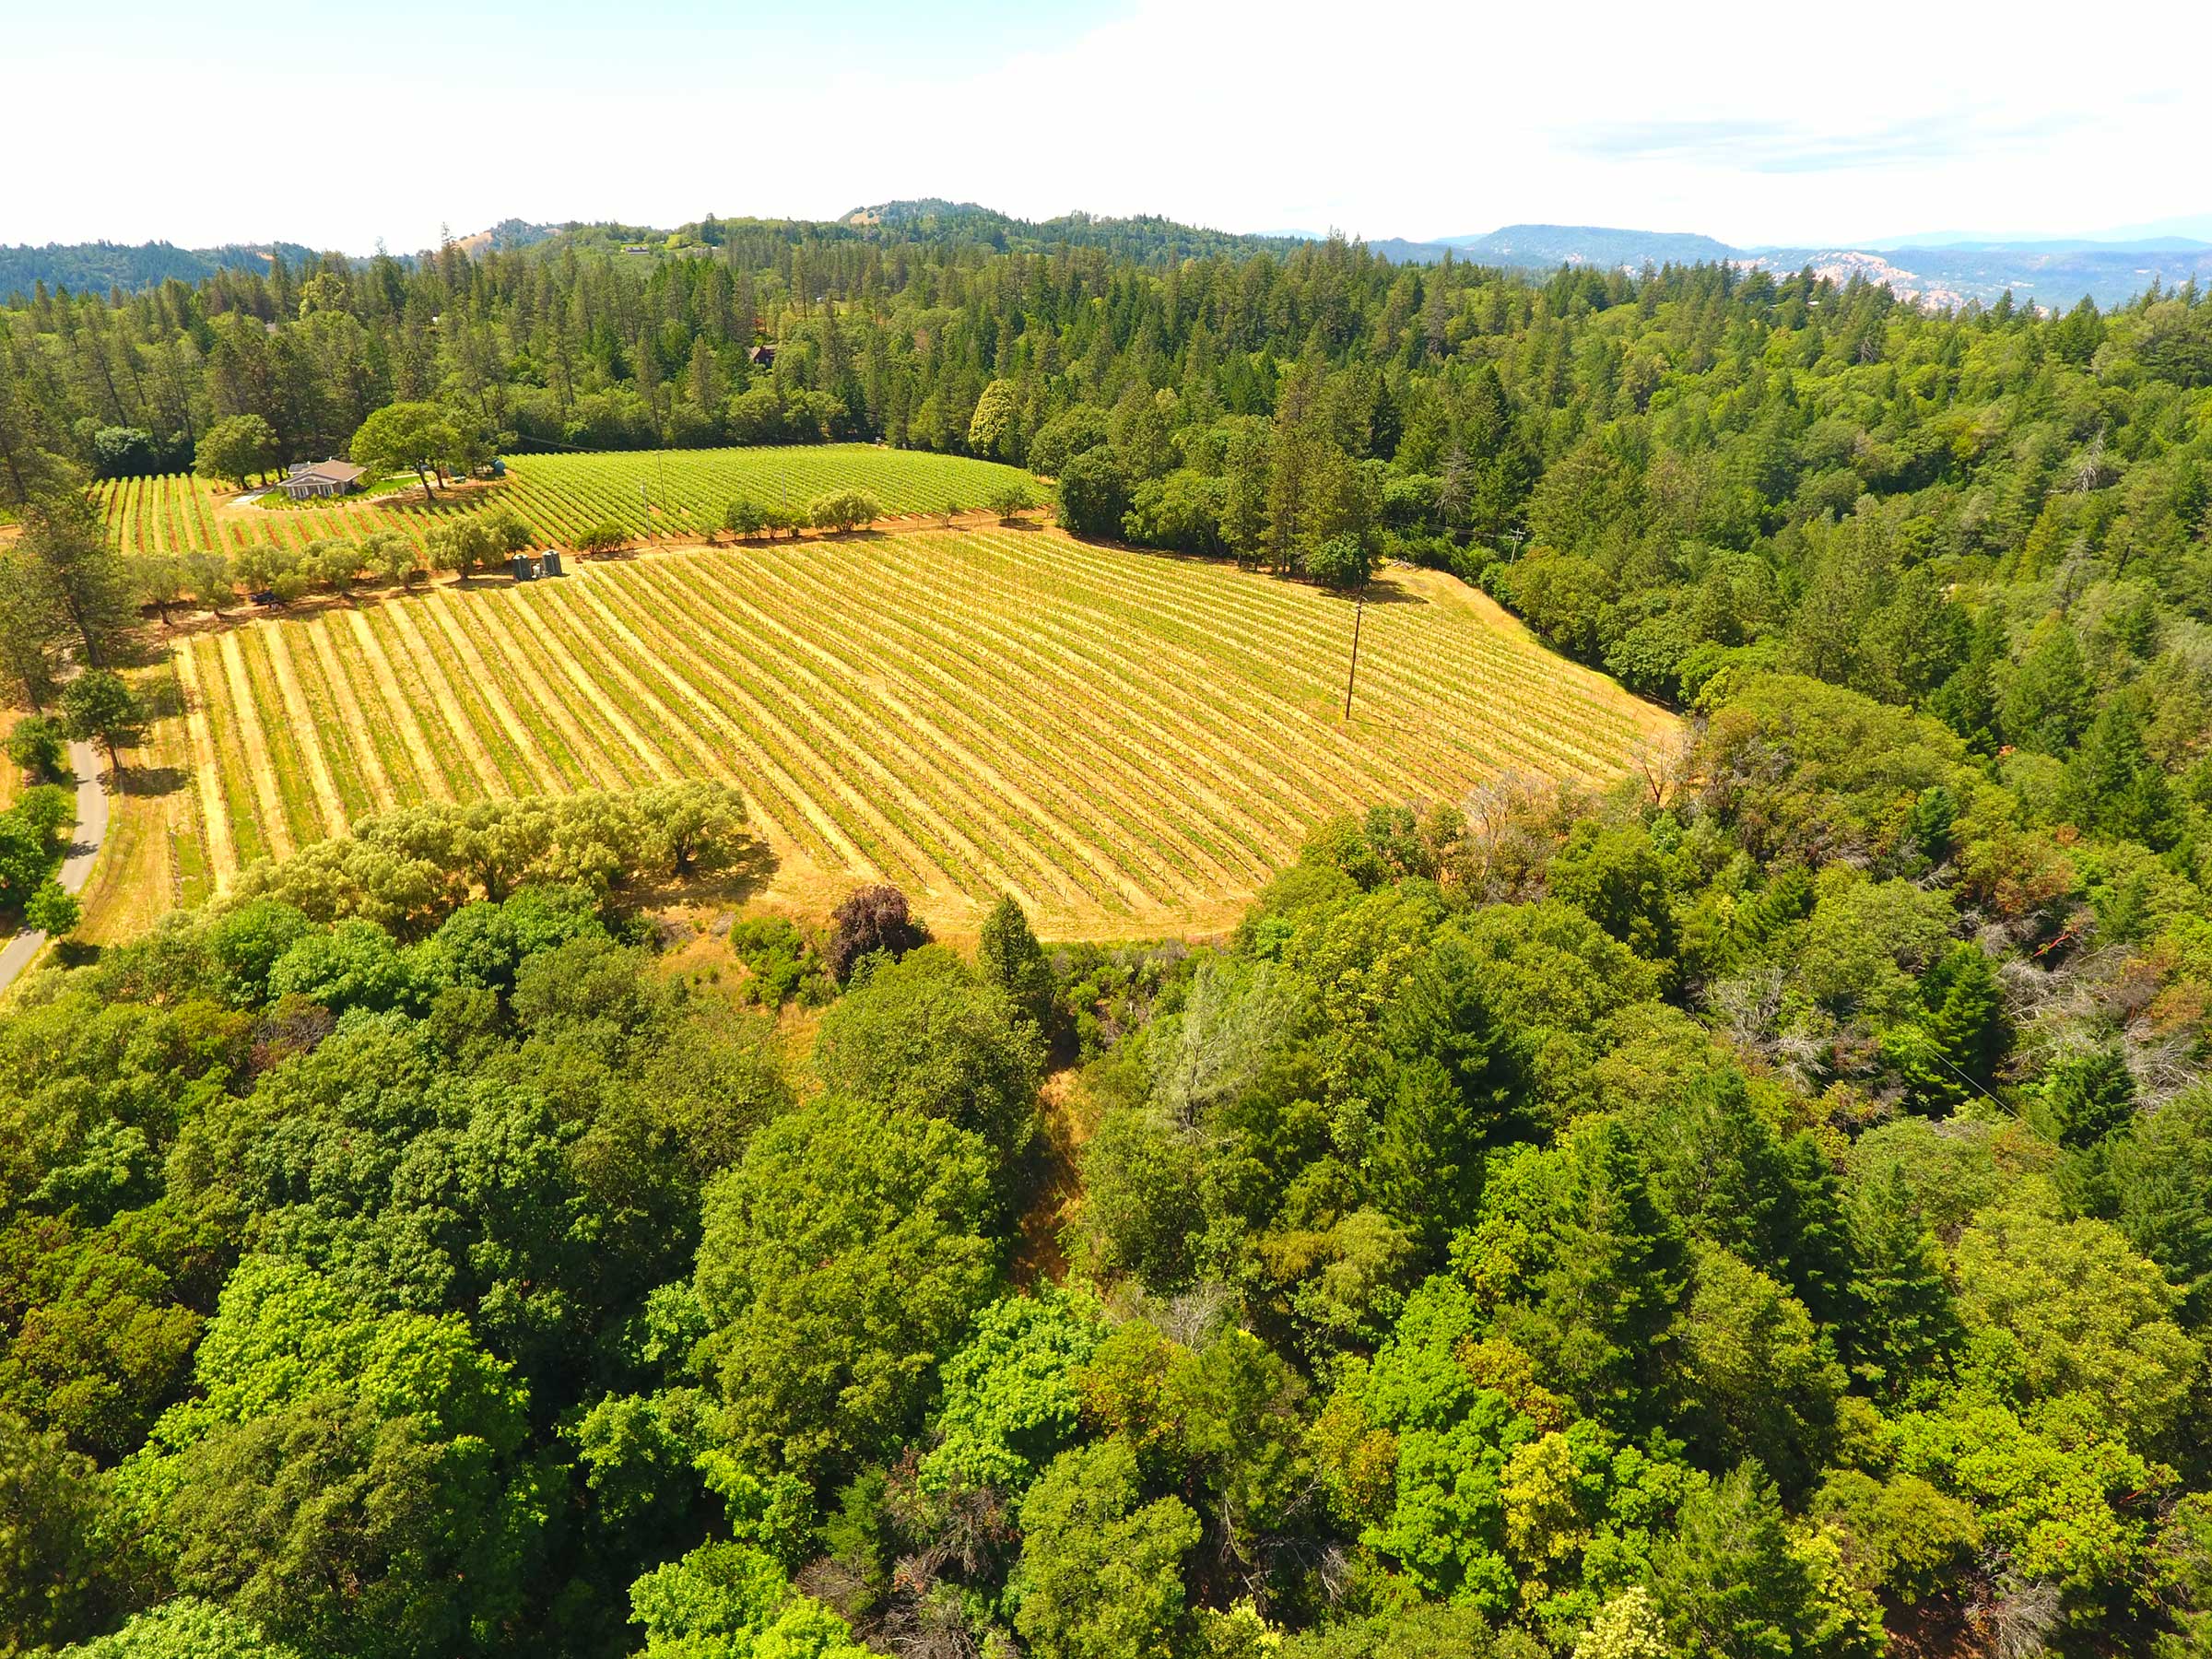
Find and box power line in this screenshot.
[1341,581,1367,721]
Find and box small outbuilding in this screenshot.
[280,459,366,500]
[747,343,776,368]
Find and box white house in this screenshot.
[280,459,366,500]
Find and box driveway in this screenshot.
[0,740,108,994]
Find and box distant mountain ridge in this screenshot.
[0,239,322,299]
[1440,224,1739,267]
[1316,222,2212,310]
[9,203,2212,311]
[835,200,1308,262]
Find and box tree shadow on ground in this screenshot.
[116,765,187,798]
[1325,574,1427,606]
[625,837,781,913]
[136,673,185,721]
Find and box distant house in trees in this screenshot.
[279,459,366,500]
[748,344,777,368]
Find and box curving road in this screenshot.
[0,739,108,994]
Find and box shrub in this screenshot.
[1054,449,1129,540]
[724,496,767,538]
[0,787,72,911]
[809,490,883,534]
[1309,535,1374,593]
[25,879,80,936]
[1027,406,1110,477]
[236,542,308,602]
[479,507,536,554]
[426,520,496,582]
[726,917,835,1008]
[814,945,1043,1163]
[359,530,421,587]
[825,884,928,982]
[61,671,141,758]
[988,480,1037,523]
[575,520,631,556]
[6,716,67,781]
[185,548,237,613]
[302,536,363,594]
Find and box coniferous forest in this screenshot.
[3,208,2212,1659]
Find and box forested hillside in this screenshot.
[4,656,2212,1657]
[0,242,322,308]
[8,217,2211,841]
[5,216,2210,740]
[3,208,2212,1659]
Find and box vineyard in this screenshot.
[99,444,1036,559]
[159,529,1675,934]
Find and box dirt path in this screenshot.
[261,624,348,836]
[218,630,296,860]
[0,741,109,994]
[173,641,238,883]
[1011,1070,1089,1288]
[310,622,396,811]
[347,608,448,797]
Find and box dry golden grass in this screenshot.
[116,529,1677,939]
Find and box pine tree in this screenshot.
[2000,618,2091,753]
[0,547,65,711]
[1652,1465,1823,1659]
[2027,1046,2136,1150]
[16,494,133,669]
[1842,1164,1959,1402]
[1891,942,2009,1112]
[977,894,1054,1040]
[0,344,84,510]
[1523,1119,1685,1428]
[1220,423,1269,566]
[2063,695,2177,849]
[2112,1091,2212,1325]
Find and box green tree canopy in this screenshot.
[349,402,465,502]
[194,414,278,491]
[811,944,1042,1164]
[694,1095,1000,1481]
[1011,1438,1201,1659]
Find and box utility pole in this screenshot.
[1342,582,1367,721]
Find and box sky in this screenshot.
[10,0,2211,254]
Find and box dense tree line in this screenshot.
[5,209,2212,1658]
[6,214,2211,712]
[4,645,2212,1657]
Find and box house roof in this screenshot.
[287,459,365,486]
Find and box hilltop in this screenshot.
[0,238,322,299]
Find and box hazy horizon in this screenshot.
[13,206,2212,265]
[12,0,2210,255]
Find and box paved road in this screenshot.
[0,740,108,994]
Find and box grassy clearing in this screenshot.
[97,445,1037,559]
[137,528,1674,936]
